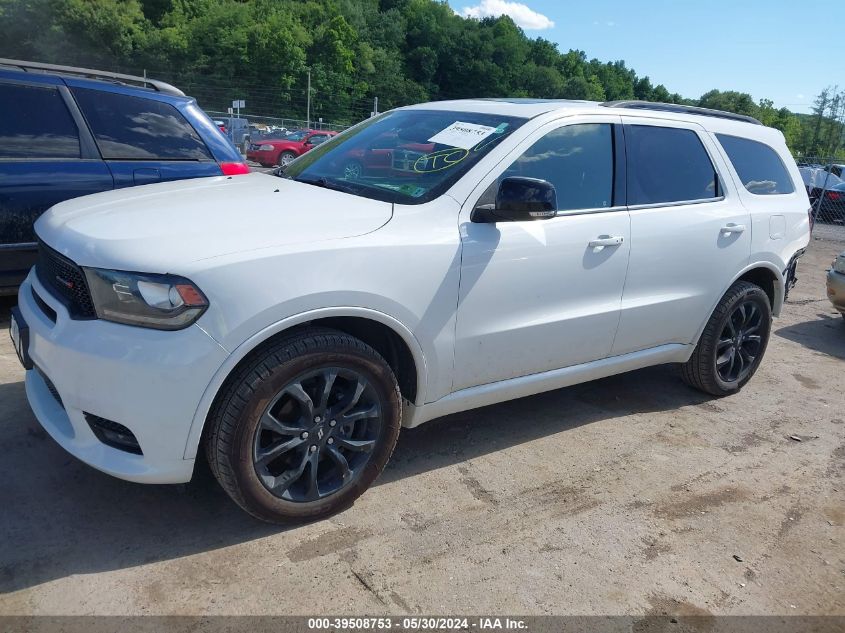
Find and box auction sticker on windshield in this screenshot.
[428,121,497,150]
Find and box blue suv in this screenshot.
[0,59,248,293]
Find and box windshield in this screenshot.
[282,109,527,204]
[286,130,308,141]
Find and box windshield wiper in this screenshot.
[294,176,361,195]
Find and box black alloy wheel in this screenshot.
[714,300,763,384]
[252,367,382,502]
[681,280,772,396]
[205,328,402,523]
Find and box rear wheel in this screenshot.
[205,328,401,523]
[681,281,772,396]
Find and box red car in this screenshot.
[247,129,337,167]
[338,133,434,180]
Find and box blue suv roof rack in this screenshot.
[0,58,185,97]
[601,100,763,126]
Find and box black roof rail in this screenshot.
[0,58,185,97]
[601,100,762,126]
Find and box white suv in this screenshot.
[11,99,811,522]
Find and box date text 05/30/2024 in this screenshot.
[307,617,528,630]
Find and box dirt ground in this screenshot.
[0,238,843,617]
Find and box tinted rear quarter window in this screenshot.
[716,134,794,195]
[0,83,80,159]
[626,125,719,205]
[72,88,212,161]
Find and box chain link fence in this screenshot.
[797,157,845,241]
[204,109,352,157]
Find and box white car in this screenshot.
[11,99,811,522]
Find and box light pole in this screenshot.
[306,68,311,129]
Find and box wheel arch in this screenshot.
[736,265,782,315]
[690,261,785,351]
[183,308,428,461]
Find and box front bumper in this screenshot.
[17,271,229,483]
[246,149,276,164]
[827,268,845,314]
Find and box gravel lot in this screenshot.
[0,237,843,617]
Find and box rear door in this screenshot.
[0,75,112,287]
[611,119,750,355]
[68,86,222,188]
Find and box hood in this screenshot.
[265,140,303,150]
[35,172,392,272]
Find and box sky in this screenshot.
[446,0,841,113]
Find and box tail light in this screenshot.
[828,191,841,201]
[220,162,250,176]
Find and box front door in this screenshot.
[453,117,631,391]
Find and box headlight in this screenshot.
[834,255,845,275]
[83,268,208,330]
[258,144,275,151]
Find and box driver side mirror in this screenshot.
[471,177,557,223]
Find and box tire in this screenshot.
[205,328,401,523]
[681,281,772,396]
[278,151,297,168]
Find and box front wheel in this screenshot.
[681,281,772,396]
[278,151,297,168]
[205,328,402,523]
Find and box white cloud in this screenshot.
[459,0,555,30]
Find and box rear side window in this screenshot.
[716,134,795,195]
[626,125,719,205]
[72,88,212,161]
[0,83,80,159]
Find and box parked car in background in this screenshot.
[800,166,842,193]
[213,119,227,134]
[827,250,845,320]
[827,164,845,178]
[0,58,248,294]
[12,99,810,523]
[246,129,337,167]
[250,128,292,143]
[800,167,845,223]
[814,182,845,223]
[338,131,436,180]
[218,116,250,146]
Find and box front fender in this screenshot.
[182,306,428,460]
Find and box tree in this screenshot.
[0,0,824,145]
[698,90,759,118]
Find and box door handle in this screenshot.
[588,235,624,248]
[720,223,746,234]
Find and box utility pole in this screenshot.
[373,96,378,117]
[306,68,311,129]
